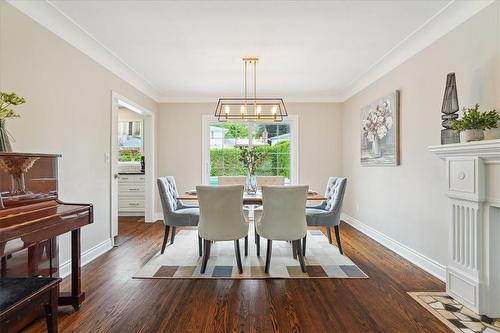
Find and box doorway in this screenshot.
[111,92,155,244]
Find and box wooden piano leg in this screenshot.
[58,228,85,310]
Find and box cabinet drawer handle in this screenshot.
[128,203,140,206]
[128,188,141,191]
[457,171,466,180]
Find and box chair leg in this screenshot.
[302,235,307,257]
[254,222,257,244]
[326,226,333,244]
[292,240,297,259]
[201,239,211,274]
[334,225,343,255]
[161,225,170,254]
[234,240,243,274]
[170,226,176,244]
[295,239,306,273]
[256,232,261,256]
[265,239,272,273]
[198,234,202,257]
[244,235,248,256]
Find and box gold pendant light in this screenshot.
[214,57,287,122]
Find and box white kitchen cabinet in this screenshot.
[118,174,145,216]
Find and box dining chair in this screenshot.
[218,176,252,226]
[252,176,285,243]
[218,176,246,186]
[256,176,285,190]
[305,177,347,255]
[256,185,308,273]
[197,185,249,274]
[157,177,200,255]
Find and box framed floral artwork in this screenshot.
[360,90,400,166]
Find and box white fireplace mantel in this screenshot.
[429,139,500,317]
[429,139,500,164]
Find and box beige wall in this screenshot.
[0,2,157,264]
[341,2,500,266]
[2,0,499,277]
[156,102,342,208]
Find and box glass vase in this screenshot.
[0,121,12,152]
[245,173,257,195]
[371,137,381,157]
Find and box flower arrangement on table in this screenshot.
[239,147,268,194]
[362,100,393,155]
[0,92,26,152]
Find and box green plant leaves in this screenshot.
[450,104,499,132]
[0,92,26,121]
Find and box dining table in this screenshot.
[177,191,326,205]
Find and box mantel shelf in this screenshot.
[428,139,500,163]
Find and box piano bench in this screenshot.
[0,277,61,333]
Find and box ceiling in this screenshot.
[11,1,494,102]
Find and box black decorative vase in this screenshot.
[441,73,460,144]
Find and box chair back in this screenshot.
[157,176,181,215]
[256,176,285,189]
[218,176,246,186]
[196,185,248,241]
[258,185,308,241]
[323,177,347,213]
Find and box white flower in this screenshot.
[367,132,375,142]
[377,125,388,139]
[371,113,378,123]
[385,116,393,130]
[377,115,385,124]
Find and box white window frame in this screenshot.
[201,114,299,185]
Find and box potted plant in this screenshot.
[239,147,268,194]
[451,104,499,143]
[0,92,25,152]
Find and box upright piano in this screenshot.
[0,153,93,315]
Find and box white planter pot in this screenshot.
[460,129,484,143]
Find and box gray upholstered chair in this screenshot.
[157,176,200,254]
[256,185,308,273]
[305,177,347,255]
[197,185,248,274]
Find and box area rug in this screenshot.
[134,226,368,279]
[409,292,500,333]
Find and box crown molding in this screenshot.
[6,0,162,101]
[156,95,345,104]
[338,0,496,102]
[6,0,496,104]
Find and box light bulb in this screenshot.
[240,105,246,114]
[256,105,262,114]
[271,106,277,115]
[224,105,230,114]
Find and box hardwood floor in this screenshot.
[23,218,449,332]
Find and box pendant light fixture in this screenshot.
[214,57,287,122]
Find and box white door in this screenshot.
[111,94,119,239]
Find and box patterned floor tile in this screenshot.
[408,292,500,333]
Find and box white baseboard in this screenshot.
[59,238,113,278]
[341,213,446,281]
[154,211,163,222]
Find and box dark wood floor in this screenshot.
[23,218,449,332]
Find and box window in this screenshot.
[118,120,143,161]
[206,120,296,185]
